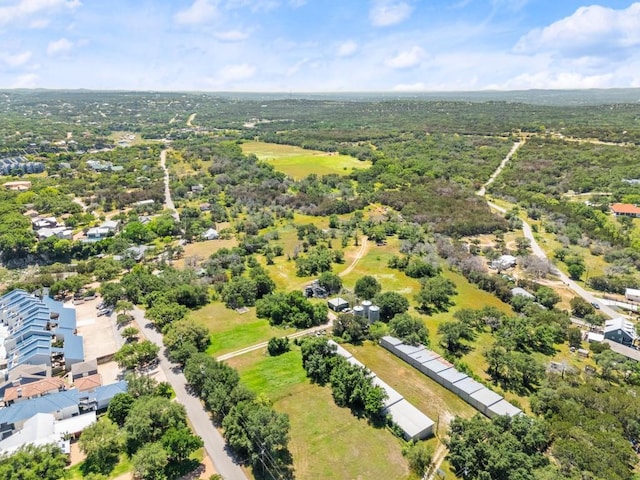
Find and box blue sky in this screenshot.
[0,0,639,91]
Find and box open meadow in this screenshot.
[241,141,371,180]
[227,348,414,480]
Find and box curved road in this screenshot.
[132,307,248,480]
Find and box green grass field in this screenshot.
[241,141,371,180]
[227,348,413,480]
[67,453,133,480]
[191,302,296,357]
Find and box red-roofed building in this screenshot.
[611,203,640,218]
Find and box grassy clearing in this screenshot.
[229,348,412,480]
[67,453,133,480]
[174,238,238,268]
[241,141,371,180]
[341,237,422,295]
[191,302,295,356]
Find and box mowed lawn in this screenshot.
[189,302,296,357]
[228,348,412,480]
[241,141,371,180]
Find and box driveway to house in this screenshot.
[132,306,248,480]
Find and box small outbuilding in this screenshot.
[202,228,219,241]
[625,288,640,303]
[327,297,349,313]
[383,399,434,441]
[511,287,535,299]
[468,388,504,417]
[487,399,522,418]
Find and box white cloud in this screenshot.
[218,63,256,83]
[1,50,32,68]
[515,3,640,56]
[12,73,39,88]
[174,0,218,25]
[497,71,615,90]
[214,29,250,42]
[29,18,50,28]
[370,1,413,27]
[47,38,73,56]
[336,41,358,58]
[392,82,426,91]
[0,0,80,26]
[385,46,425,69]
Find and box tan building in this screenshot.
[3,181,32,191]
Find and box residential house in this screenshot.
[604,317,637,346]
[0,290,84,372]
[3,377,66,406]
[36,227,73,241]
[199,203,211,212]
[32,217,59,230]
[86,160,112,172]
[0,411,96,455]
[611,203,640,218]
[0,380,127,442]
[0,157,44,175]
[85,220,120,241]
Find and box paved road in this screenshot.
[160,149,179,222]
[487,200,618,319]
[132,307,248,480]
[476,140,619,320]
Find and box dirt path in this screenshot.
[187,113,197,127]
[476,140,523,197]
[425,442,448,480]
[160,149,179,221]
[216,314,335,362]
[339,236,369,278]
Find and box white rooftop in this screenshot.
[0,411,96,456]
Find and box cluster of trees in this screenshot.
[531,377,640,480]
[447,414,552,480]
[183,353,292,478]
[377,181,508,237]
[76,374,202,480]
[101,266,208,332]
[220,265,276,309]
[256,290,328,328]
[0,444,69,480]
[300,337,387,420]
[484,305,570,394]
[295,245,344,276]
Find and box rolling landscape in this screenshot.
[2,1,640,480]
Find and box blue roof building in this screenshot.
[0,290,84,372]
